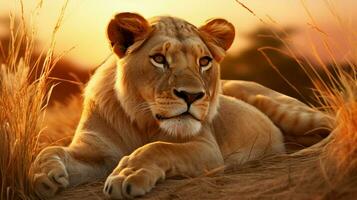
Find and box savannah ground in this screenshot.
[1,1,356,199]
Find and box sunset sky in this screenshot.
[0,0,356,68]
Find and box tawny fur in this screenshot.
[31,13,331,199]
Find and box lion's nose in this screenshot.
[173,89,205,105]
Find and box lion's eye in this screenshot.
[150,54,167,69]
[199,56,212,71]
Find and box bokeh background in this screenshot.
[0,0,355,104]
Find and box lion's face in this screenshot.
[107,13,235,137]
[136,31,220,136]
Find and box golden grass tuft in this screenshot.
[0,1,68,199]
[0,60,40,200]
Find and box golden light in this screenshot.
[0,0,356,68]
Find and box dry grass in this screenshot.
[0,0,356,200]
[0,1,68,199]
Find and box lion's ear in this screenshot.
[107,12,150,58]
[199,18,235,62]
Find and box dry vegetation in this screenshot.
[0,1,69,199]
[1,0,356,200]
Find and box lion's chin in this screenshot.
[158,117,202,137]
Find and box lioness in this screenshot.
[31,13,331,199]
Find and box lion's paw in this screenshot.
[103,162,165,199]
[31,147,69,199]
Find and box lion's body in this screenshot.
[78,57,285,166]
[31,14,331,199]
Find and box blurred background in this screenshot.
[0,0,355,105]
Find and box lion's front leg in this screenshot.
[31,138,118,198]
[103,136,223,199]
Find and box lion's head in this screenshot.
[107,13,235,137]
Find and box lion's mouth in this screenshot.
[155,112,200,121]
